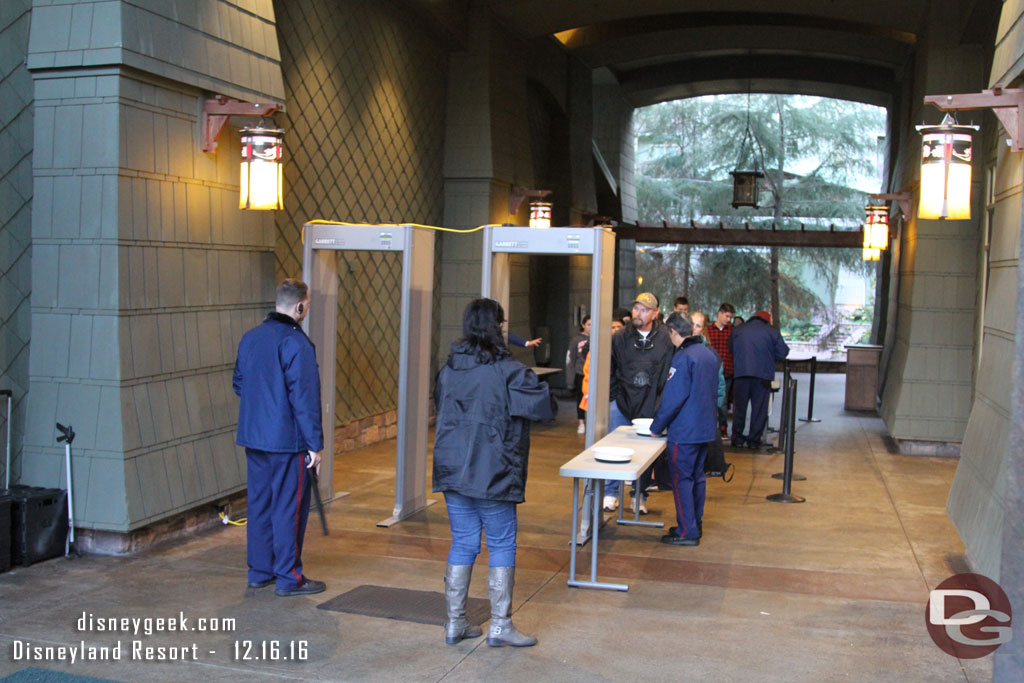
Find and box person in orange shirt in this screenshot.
[579,318,624,413]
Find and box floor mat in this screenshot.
[317,584,489,626]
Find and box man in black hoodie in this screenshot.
[603,292,675,513]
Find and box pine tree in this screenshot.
[635,94,885,327]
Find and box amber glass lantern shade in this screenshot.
[917,115,976,220]
[240,127,284,210]
[865,204,889,250]
[529,201,552,228]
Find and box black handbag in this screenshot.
[704,439,734,482]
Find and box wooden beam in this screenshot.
[614,226,863,248]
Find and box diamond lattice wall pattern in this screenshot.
[0,0,33,482]
[274,0,446,426]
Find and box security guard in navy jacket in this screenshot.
[651,313,720,546]
[233,278,325,597]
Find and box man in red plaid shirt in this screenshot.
[704,303,735,438]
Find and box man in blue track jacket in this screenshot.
[650,313,720,546]
[233,278,325,597]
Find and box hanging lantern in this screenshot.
[916,115,977,220]
[240,126,284,210]
[865,204,889,249]
[731,170,765,208]
[529,201,552,229]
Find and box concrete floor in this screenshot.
[0,373,994,682]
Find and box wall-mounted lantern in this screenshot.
[201,97,285,211]
[529,201,552,229]
[864,204,889,250]
[239,127,284,211]
[916,114,977,220]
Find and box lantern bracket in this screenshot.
[868,192,912,218]
[508,186,551,215]
[201,97,283,153]
[924,88,1024,152]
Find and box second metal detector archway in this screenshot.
[481,226,616,446]
[302,222,435,527]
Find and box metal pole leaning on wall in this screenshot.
[800,356,822,423]
[767,377,805,503]
[2,388,11,489]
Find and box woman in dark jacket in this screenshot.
[433,298,552,648]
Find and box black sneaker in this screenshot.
[661,534,699,546]
[275,577,326,597]
[247,578,274,589]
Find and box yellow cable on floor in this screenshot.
[219,512,247,526]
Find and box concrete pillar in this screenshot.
[22,0,282,536]
[880,0,984,450]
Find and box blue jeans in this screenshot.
[732,377,771,446]
[603,400,633,498]
[444,492,518,567]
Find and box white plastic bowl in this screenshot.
[631,418,654,435]
[592,446,634,463]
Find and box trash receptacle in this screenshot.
[7,485,68,566]
[844,344,883,411]
[0,492,12,573]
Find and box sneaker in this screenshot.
[602,495,618,511]
[577,423,586,434]
[275,577,326,597]
[631,496,648,515]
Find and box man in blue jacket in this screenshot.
[233,278,325,597]
[650,313,720,546]
[728,310,790,449]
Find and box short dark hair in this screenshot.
[613,307,631,322]
[581,314,591,329]
[276,278,308,308]
[664,312,694,338]
[460,298,509,364]
[718,302,736,315]
[673,297,689,307]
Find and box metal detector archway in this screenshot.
[481,226,615,445]
[302,222,435,527]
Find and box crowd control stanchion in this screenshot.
[800,356,822,423]
[2,388,11,489]
[768,359,789,435]
[767,378,805,504]
[772,372,806,480]
[769,365,791,453]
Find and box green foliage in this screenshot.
[847,305,874,324]
[781,320,822,341]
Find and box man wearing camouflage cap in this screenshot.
[603,292,675,513]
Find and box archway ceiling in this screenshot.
[474,0,964,108]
